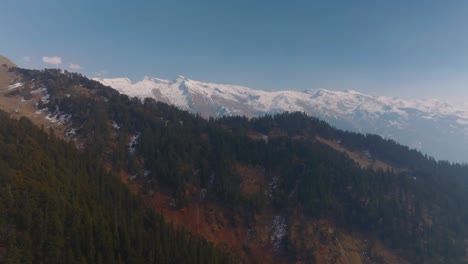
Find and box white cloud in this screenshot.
[42,56,62,65]
[69,63,83,70]
[22,56,31,63]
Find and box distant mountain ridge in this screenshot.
[95,76,468,162]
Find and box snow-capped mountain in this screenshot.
[94,76,468,163]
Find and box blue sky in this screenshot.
[2,0,468,102]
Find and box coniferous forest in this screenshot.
[0,112,234,263]
[1,67,467,263]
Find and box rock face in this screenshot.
[96,76,468,163]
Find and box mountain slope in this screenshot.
[95,76,468,162]
[0,55,16,68]
[0,111,234,264]
[1,59,467,263]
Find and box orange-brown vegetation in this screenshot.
[236,162,266,197]
[316,136,398,171]
[117,161,406,264]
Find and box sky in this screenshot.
[2,0,468,103]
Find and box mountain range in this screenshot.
[1,55,467,263]
[95,76,468,163]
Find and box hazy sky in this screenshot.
[2,0,468,102]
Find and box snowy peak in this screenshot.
[94,77,133,93]
[95,76,467,120]
[175,75,188,82]
[95,76,468,162]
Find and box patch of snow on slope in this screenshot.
[31,87,47,94]
[270,215,287,252]
[266,176,279,199]
[45,112,71,125]
[8,82,23,90]
[31,87,51,104]
[128,134,140,154]
[65,128,78,138]
[112,121,120,130]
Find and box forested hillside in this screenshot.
[3,67,468,263]
[0,112,234,264]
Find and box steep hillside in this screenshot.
[96,76,468,163]
[0,56,64,134]
[1,64,467,263]
[0,111,234,263]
